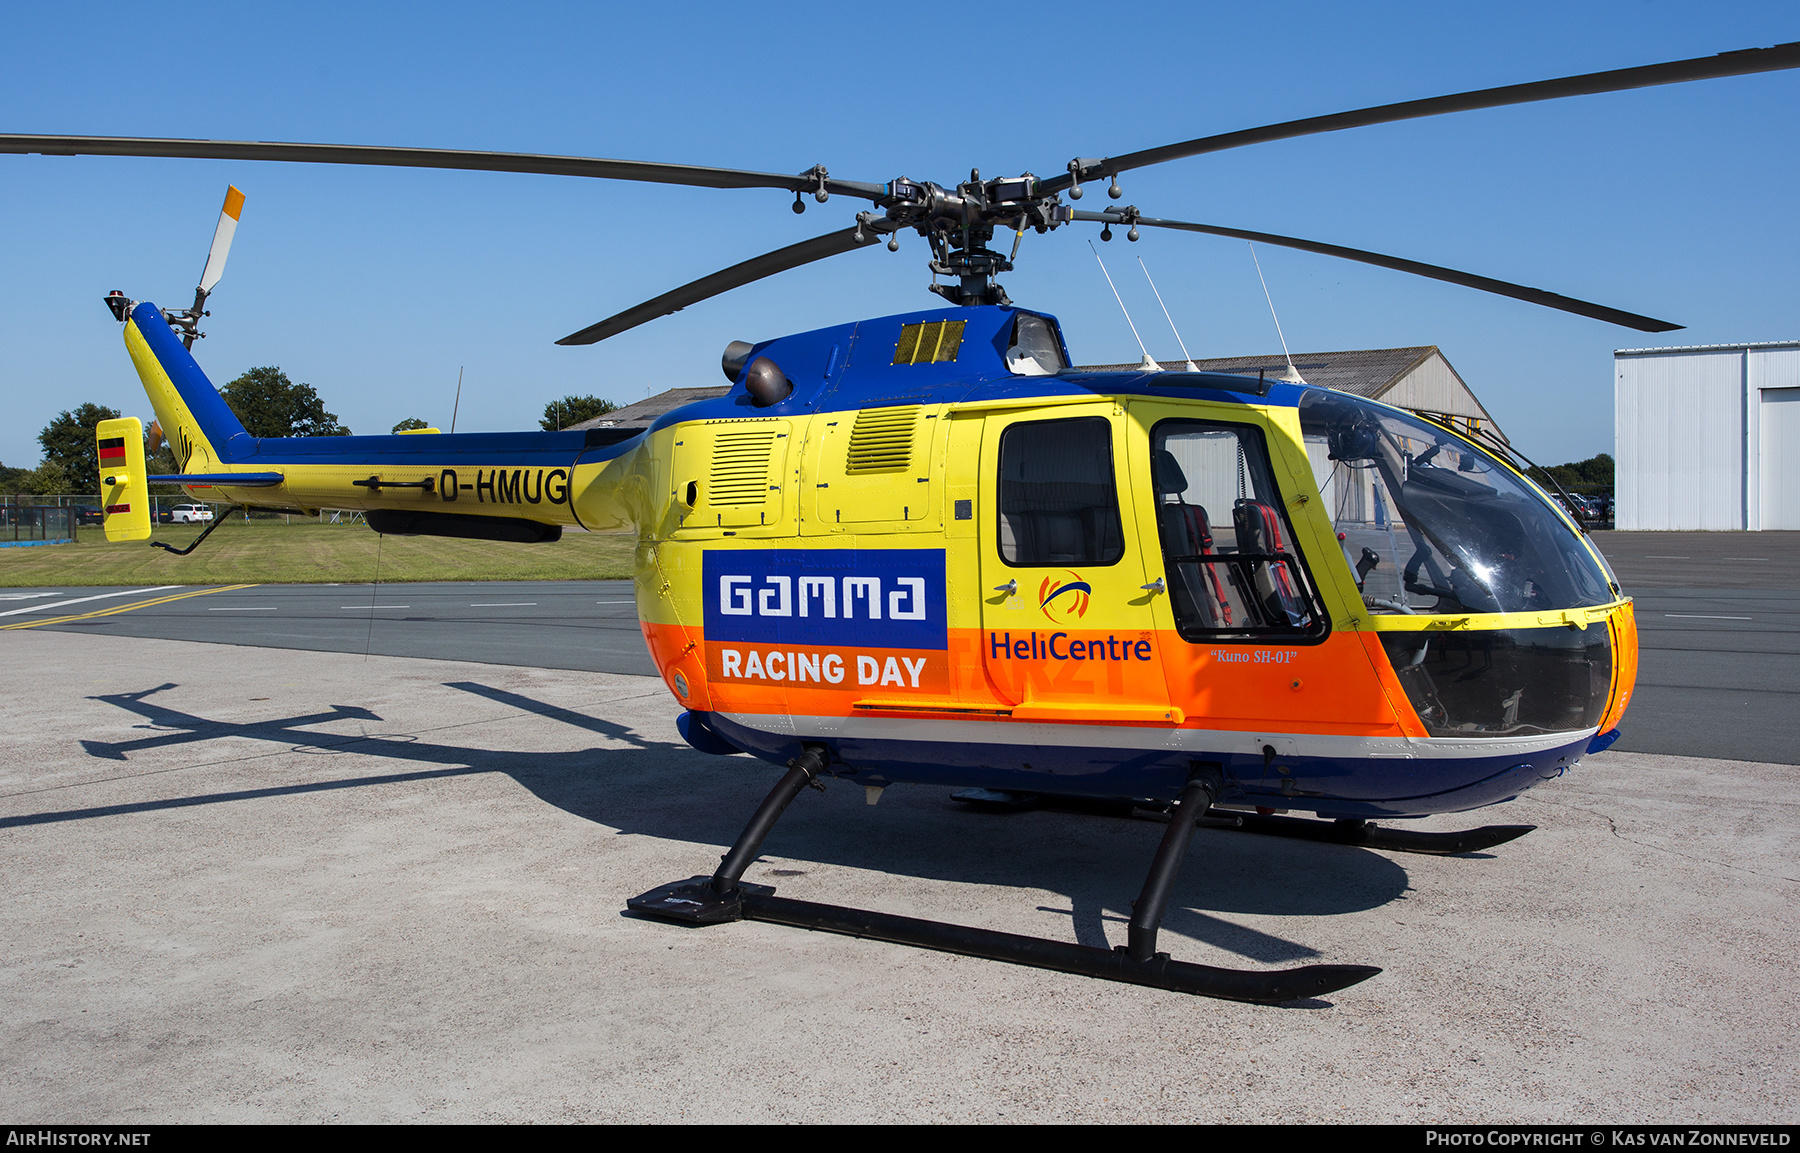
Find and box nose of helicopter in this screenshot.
[1595,598,1638,739]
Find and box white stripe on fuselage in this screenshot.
[713,711,1593,761]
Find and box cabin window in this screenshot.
[997,417,1124,567]
[1004,314,1066,376]
[1151,419,1325,641]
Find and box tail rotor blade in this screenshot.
[197,185,245,294]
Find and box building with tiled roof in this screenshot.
[1079,346,1506,442]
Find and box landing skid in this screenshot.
[947,788,1535,857]
[1203,810,1536,856]
[629,751,1380,1004]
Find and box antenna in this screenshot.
[1137,257,1199,372]
[1248,242,1305,384]
[1088,241,1160,371]
[450,367,463,434]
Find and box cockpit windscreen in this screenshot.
[1298,391,1615,615]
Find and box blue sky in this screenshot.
[2,1,1795,468]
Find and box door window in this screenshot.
[1151,419,1325,641]
[996,416,1124,567]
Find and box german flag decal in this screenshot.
[98,436,127,462]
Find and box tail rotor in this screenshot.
[163,185,245,348]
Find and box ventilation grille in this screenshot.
[893,320,965,365]
[845,407,919,474]
[709,429,777,505]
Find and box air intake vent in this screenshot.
[709,429,777,505]
[845,407,919,474]
[893,320,965,365]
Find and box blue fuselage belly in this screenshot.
[698,711,1586,819]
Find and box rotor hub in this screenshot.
[879,171,1069,306]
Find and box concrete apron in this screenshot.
[1,631,1794,1123]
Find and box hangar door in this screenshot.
[1762,389,1800,530]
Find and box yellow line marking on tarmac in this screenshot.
[2,585,259,630]
[0,585,182,617]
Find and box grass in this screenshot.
[0,518,639,586]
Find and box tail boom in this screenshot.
[116,300,648,534]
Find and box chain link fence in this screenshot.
[1,494,369,541]
[0,500,76,545]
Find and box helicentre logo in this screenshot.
[1038,571,1091,623]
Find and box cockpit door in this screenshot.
[976,405,1177,724]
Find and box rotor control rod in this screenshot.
[1126,765,1223,963]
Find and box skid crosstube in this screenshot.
[626,751,1382,1004]
[1206,810,1536,856]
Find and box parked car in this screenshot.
[73,505,103,526]
[167,504,215,524]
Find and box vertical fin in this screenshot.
[123,301,251,470]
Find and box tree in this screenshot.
[37,402,123,493]
[146,435,184,495]
[1528,452,1614,494]
[16,460,71,495]
[220,366,351,438]
[392,417,431,433]
[540,395,617,430]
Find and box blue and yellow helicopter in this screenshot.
[12,41,1797,1002]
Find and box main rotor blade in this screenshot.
[1046,41,1800,190]
[557,226,880,345]
[1073,210,1681,332]
[0,134,889,201]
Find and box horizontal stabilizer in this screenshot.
[147,472,285,487]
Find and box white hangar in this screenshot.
[1615,342,1800,530]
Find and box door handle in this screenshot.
[993,579,1018,596]
[1140,577,1165,594]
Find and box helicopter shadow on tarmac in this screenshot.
[30,680,1417,966]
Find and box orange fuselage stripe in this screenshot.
[643,620,1418,737]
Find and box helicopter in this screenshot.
[8,39,1796,1004]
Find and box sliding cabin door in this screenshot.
[976,406,1177,724]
